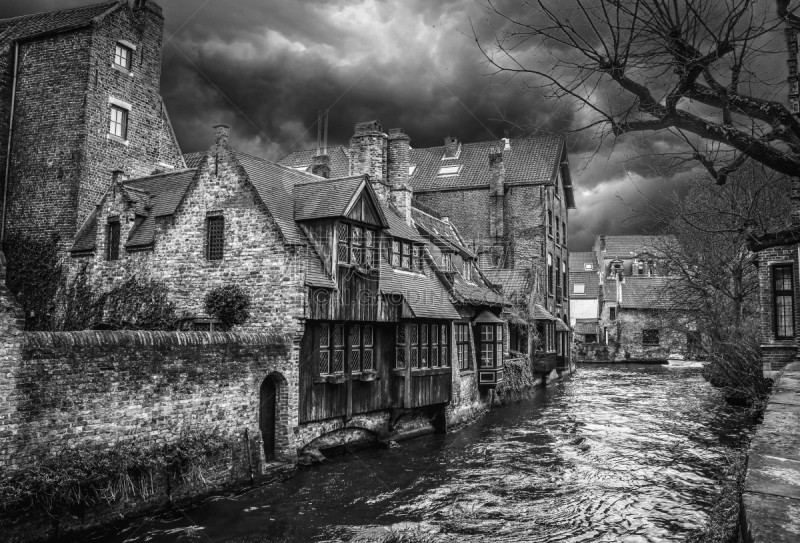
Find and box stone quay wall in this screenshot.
[740,361,800,542]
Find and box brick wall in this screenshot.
[757,245,798,372]
[596,307,688,362]
[2,3,184,250]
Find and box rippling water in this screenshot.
[85,364,754,543]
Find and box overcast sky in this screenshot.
[0,0,723,250]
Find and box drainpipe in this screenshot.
[0,43,19,245]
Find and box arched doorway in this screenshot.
[260,376,277,461]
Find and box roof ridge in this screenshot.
[237,151,324,181]
[123,168,196,184]
[0,1,121,25]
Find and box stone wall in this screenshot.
[595,308,687,363]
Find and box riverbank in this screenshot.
[740,360,800,542]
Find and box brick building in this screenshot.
[0,0,184,250]
[589,235,692,363]
[280,128,576,372]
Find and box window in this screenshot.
[319,323,373,374]
[556,256,561,294]
[338,223,377,268]
[573,283,585,294]
[562,261,567,298]
[114,43,132,70]
[584,263,593,271]
[477,323,503,368]
[437,164,461,176]
[463,260,473,282]
[642,329,660,346]
[109,105,128,139]
[456,323,471,370]
[412,245,422,271]
[409,165,417,176]
[410,324,419,368]
[774,265,795,339]
[390,239,416,271]
[556,220,561,245]
[206,216,224,260]
[585,333,598,343]
[402,243,411,269]
[548,210,553,237]
[391,240,401,267]
[609,306,617,320]
[106,219,120,261]
[420,324,429,368]
[395,324,407,369]
[562,221,567,246]
[441,252,452,272]
[547,253,553,294]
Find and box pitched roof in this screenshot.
[183,152,204,169]
[293,176,366,222]
[276,146,350,176]
[596,235,676,259]
[569,251,598,271]
[569,271,600,298]
[124,169,196,217]
[574,319,598,335]
[409,135,563,189]
[533,304,556,321]
[411,205,475,258]
[484,269,530,301]
[379,257,460,320]
[619,276,676,310]
[277,135,575,207]
[384,203,425,243]
[0,1,122,42]
[235,152,318,245]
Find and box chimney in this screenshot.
[489,151,505,240]
[616,272,623,304]
[350,120,388,200]
[133,0,164,17]
[112,169,126,186]
[388,128,413,224]
[600,235,606,252]
[312,154,330,178]
[444,136,461,158]
[214,124,230,145]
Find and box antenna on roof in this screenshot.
[316,109,329,156]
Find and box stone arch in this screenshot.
[259,371,289,462]
[300,425,382,456]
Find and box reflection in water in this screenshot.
[82,364,753,543]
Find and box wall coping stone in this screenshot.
[741,361,800,542]
[23,330,291,352]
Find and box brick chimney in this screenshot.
[388,128,413,225]
[133,0,163,16]
[312,154,330,178]
[444,136,461,158]
[489,151,505,239]
[350,120,388,201]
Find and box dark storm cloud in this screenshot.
[0,0,718,250]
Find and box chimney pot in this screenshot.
[444,136,461,158]
[214,124,230,144]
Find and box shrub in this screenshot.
[205,285,251,328]
[2,233,62,331]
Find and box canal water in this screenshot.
[85,364,754,542]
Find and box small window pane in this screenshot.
[114,44,131,69]
[109,106,128,139]
[207,216,224,260]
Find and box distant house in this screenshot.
[569,251,601,340]
[590,235,691,363]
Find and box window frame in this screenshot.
[319,322,375,375]
[109,105,128,140]
[389,238,419,272]
[642,328,660,346]
[456,323,471,371]
[476,323,503,369]
[547,253,553,294]
[609,306,617,320]
[106,219,120,261]
[773,264,795,339]
[396,322,450,370]
[573,283,585,294]
[113,42,133,70]
[338,221,378,269]
[548,209,553,237]
[206,215,225,261]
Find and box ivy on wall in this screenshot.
[0,431,230,519]
[1,233,63,331]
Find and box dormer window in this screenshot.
[584,263,593,270]
[114,42,132,70]
[338,222,377,268]
[390,239,419,271]
[437,165,461,176]
[409,165,417,176]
